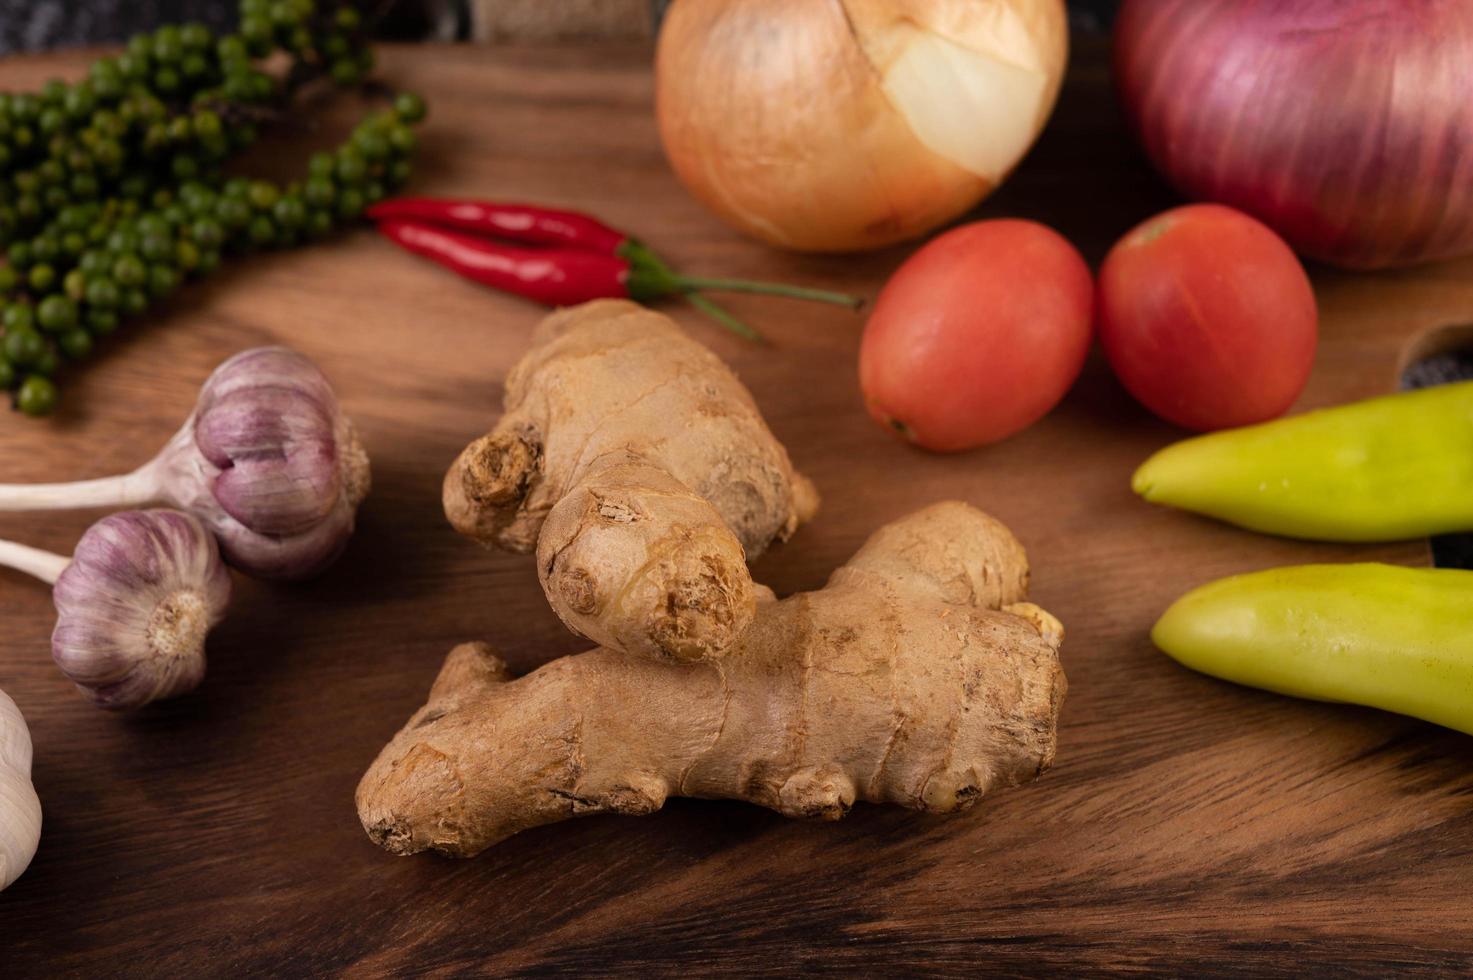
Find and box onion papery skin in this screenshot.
[1115,0,1473,270]
[656,0,1068,254]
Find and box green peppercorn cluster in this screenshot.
[0,0,427,417]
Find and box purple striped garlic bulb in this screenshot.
[52,510,231,710]
[0,347,369,581]
[0,510,231,711]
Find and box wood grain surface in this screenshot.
[3,38,1473,977]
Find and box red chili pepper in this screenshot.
[378,220,632,307]
[366,198,629,255]
[373,199,864,341]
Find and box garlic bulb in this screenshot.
[50,510,232,710]
[159,346,370,579]
[0,347,369,581]
[656,0,1069,252]
[0,689,41,891]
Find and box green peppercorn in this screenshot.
[15,374,57,416]
[393,92,427,124]
[272,195,306,230]
[137,214,169,239]
[353,130,390,161]
[181,52,209,79]
[216,197,251,230]
[63,268,85,300]
[335,149,367,184]
[140,233,173,263]
[247,215,277,246]
[36,294,78,333]
[31,346,58,377]
[192,109,223,141]
[387,125,417,155]
[3,304,34,331]
[248,180,280,211]
[305,209,333,239]
[107,229,139,254]
[330,60,362,86]
[85,277,119,309]
[176,240,200,272]
[152,25,184,62]
[304,177,336,208]
[112,253,147,287]
[180,22,211,49]
[336,188,365,219]
[26,264,54,291]
[250,73,275,101]
[86,308,118,334]
[148,265,179,297]
[3,328,44,365]
[308,152,336,180]
[58,328,92,359]
[0,266,15,291]
[218,35,248,62]
[121,288,148,316]
[154,68,182,94]
[37,107,65,136]
[0,357,14,389]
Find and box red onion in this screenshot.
[1114,0,1473,269]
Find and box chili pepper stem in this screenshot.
[623,241,863,310]
[685,293,766,344]
[672,275,862,310]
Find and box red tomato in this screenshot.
[859,220,1094,452]
[1097,203,1318,431]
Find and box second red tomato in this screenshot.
[1097,203,1318,431]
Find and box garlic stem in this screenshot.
[0,462,162,512]
[0,539,69,586]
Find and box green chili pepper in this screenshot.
[1154,563,1473,735]
[1133,381,1473,541]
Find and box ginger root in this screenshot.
[444,299,818,664]
[358,502,1065,857]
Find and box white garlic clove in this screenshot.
[51,510,232,711]
[0,689,41,891]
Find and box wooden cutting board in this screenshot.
[3,39,1472,975]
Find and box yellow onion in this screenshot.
[655,0,1069,253]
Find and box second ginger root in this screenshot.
[444,299,818,664]
[358,502,1065,857]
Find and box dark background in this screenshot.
[0,0,1124,52]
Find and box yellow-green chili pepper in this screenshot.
[1154,563,1473,735]
[1133,381,1473,541]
